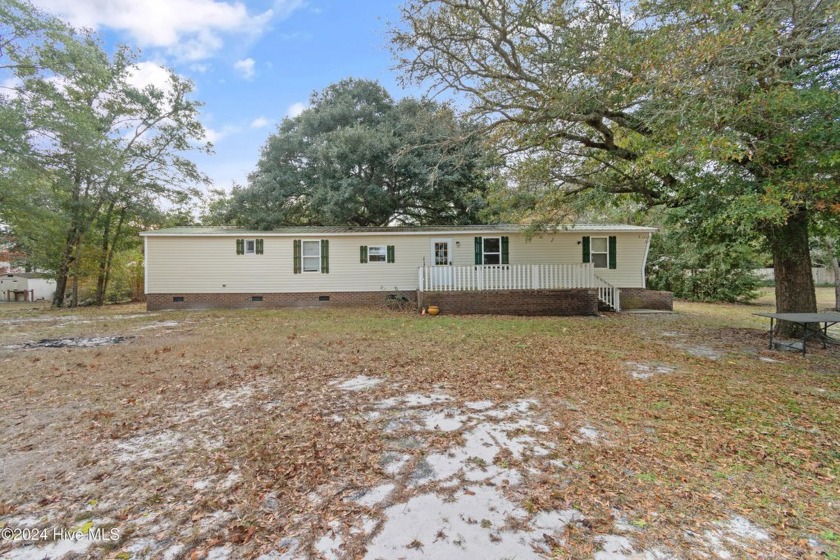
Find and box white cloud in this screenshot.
[203,127,224,143]
[233,58,256,79]
[286,102,307,118]
[169,29,225,61]
[126,62,173,92]
[1,77,22,99]
[202,124,242,144]
[250,116,270,129]
[190,63,210,74]
[274,0,305,19]
[31,0,304,61]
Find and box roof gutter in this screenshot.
[140,228,659,238]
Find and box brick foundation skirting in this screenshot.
[147,288,665,315]
[418,289,599,316]
[618,288,673,311]
[146,291,416,311]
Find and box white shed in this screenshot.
[0,274,56,302]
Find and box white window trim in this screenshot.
[482,236,501,265]
[368,245,387,263]
[590,236,608,269]
[244,239,257,255]
[302,240,321,273]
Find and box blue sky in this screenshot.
[31,0,424,194]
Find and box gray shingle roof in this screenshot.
[141,224,656,236]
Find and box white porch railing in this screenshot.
[592,274,621,312]
[417,263,621,311]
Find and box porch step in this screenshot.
[593,274,620,312]
[598,301,616,312]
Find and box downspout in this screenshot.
[641,232,652,289]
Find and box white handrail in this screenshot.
[592,273,621,312]
[419,263,596,291]
[418,263,621,311]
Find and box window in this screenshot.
[237,238,263,255]
[434,241,449,265]
[302,240,320,272]
[590,237,608,268]
[474,236,509,265]
[368,246,386,262]
[482,237,501,265]
[294,239,328,273]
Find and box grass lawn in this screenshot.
[0,289,837,559]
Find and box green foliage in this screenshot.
[104,248,145,303]
[392,0,839,317]
[647,230,761,303]
[0,0,210,306]
[223,78,498,228]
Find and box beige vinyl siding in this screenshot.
[450,232,648,287]
[145,232,649,294]
[147,235,428,294]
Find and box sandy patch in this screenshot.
[333,376,383,391]
[677,344,721,360]
[1,538,92,559]
[625,361,676,380]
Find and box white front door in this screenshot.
[430,238,453,289]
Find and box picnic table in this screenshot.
[754,312,840,355]
[5,289,34,302]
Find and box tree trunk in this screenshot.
[71,248,80,307]
[51,174,105,308]
[52,246,71,308]
[99,207,126,305]
[764,208,817,337]
[52,230,77,308]
[94,202,116,306]
[827,239,840,311]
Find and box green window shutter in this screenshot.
[256,239,264,255]
[236,238,244,255]
[582,236,590,263]
[321,239,329,273]
[387,245,395,263]
[474,237,482,265]
[608,236,617,269]
[501,236,509,265]
[293,239,301,274]
[360,245,368,264]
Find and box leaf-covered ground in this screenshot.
[0,289,837,559]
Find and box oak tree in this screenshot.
[392,0,840,333]
[223,78,496,228]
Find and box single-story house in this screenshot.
[140,224,672,315]
[0,273,56,302]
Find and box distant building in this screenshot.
[0,273,57,302]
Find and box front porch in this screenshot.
[417,263,621,312]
